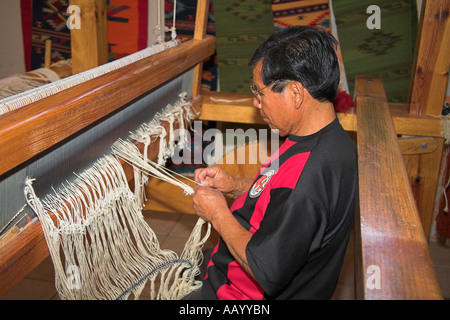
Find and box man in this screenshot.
[191,26,357,300]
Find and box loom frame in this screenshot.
[0,0,213,298]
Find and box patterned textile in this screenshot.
[107,0,149,61]
[213,0,275,93]
[23,0,148,70]
[29,0,71,71]
[165,0,215,39]
[272,0,351,95]
[212,0,347,94]
[270,0,349,94]
[272,0,330,32]
[332,0,418,102]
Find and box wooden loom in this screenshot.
[0,0,213,298]
[0,0,448,299]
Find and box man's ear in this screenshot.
[290,81,304,109]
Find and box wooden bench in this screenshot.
[354,75,442,299]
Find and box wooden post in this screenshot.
[192,0,210,98]
[409,0,450,115]
[405,0,450,238]
[69,0,108,74]
[403,139,444,239]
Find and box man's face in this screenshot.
[252,61,292,137]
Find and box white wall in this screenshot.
[0,0,25,79]
[148,0,165,46]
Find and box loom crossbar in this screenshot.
[0,36,215,177]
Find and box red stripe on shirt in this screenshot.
[249,152,311,231]
[219,261,264,300]
[258,138,297,174]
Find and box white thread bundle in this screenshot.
[156,0,178,43]
[127,92,198,203]
[25,155,210,300]
[112,139,196,196]
[130,92,197,166]
[0,68,61,100]
[24,94,211,300]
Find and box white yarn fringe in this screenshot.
[24,94,210,300]
[0,68,60,100]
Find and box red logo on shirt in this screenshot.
[249,170,275,198]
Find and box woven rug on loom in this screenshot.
[107,0,148,61]
[28,0,71,71]
[332,0,418,102]
[213,0,275,93]
[24,0,148,70]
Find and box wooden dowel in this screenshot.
[44,40,52,69]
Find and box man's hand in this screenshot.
[194,166,253,197]
[192,184,255,279]
[194,166,236,192]
[192,186,230,225]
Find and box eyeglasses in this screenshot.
[250,84,270,104]
[250,79,289,104]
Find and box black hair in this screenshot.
[248,26,340,103]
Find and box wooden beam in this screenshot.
[192,0,211,98]
[406,0,450,240]
[409,0,450,115]
[69,0,108,74]
[355,75,442,300]
[0,36,215,177]
[199,91,263,124]
[198,91,443,137]
[144,177,197,215]
[193,0,210,41]
[0,216,53,298]
[389,111,444,138]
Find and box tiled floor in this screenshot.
[2,210,449,300]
